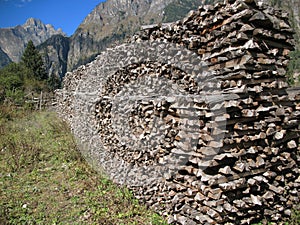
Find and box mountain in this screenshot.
[0,47,11,68]
[68,0,300,73]
[162,0,216,22]
[37,34,69,80]
[0,18,65,66]
[67,0,207,71]
[0,0,299,82]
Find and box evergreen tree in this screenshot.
[0,63,25,104]
[21,40,47,80]
[47,74,61,91]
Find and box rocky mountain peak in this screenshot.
[22,17,65,37]
[0,18,66,63]
[23,18,44,28]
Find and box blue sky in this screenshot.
[0,0,105,36]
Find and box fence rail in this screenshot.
[24,92,57,110]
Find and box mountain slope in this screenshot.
[0,0,299,81]
[37,34,70,80]
[68,0,300,73]
[0,47,11,68]
[162,0,215,22]
[0,18,65,66]
[67,0,205,71]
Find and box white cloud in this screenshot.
[15,0,32,7]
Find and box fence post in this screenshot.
[39,91,43,111]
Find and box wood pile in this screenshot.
[56,0,300,224]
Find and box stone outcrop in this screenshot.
[37,34,70,80]
[57,0,300,224]
[0,47,11,68]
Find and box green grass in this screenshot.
[1,106,298,225]
[0,106,167,225]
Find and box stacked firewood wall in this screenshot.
[56,0,300,224]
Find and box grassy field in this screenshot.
[0,106,167,225]
[0,106,299,225]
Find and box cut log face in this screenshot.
[55,0,300,224]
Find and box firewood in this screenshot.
[56,0,300,224]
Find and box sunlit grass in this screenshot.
[0,108,167,224]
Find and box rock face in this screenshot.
[57,0,300,224]
[67,0,206,71]
[0,18,65,65]
[0,47,11,68]
[37,34,70,79]
[67,0,300,72]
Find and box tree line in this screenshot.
[0,40,60,106]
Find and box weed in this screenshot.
[290,207,300,225]
[0,108,167,224]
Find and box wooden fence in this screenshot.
[24,91,57,110]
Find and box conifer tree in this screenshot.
[21,40,47,80]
